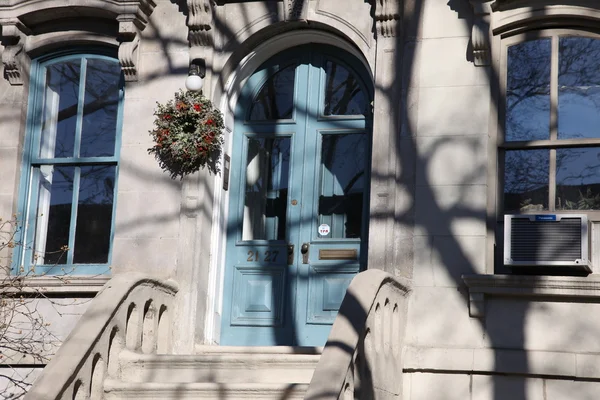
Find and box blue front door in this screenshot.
[221,45,372,346]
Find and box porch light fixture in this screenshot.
[185,58,206,92]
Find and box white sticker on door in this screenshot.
[318,224,330,236]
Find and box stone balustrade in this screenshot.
[23,272,178,400]
[306,270,411,400]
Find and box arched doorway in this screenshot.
[221,44,373,346]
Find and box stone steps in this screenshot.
[103,381,308,400]
[106,346,321,399]
[120,347,321,383]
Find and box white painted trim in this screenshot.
[204,29,372,345]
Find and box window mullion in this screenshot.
[548,36,559,211]
[66,166,81,265]
[74,58,87,158]
[549,149,556,212]
[550,36,559,141]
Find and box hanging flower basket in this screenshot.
[148,90,224,179]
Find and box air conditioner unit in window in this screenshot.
[504,214,590,271]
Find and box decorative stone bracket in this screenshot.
[0,0,157,85]
[0,18,30,85]
[283,0,309,21]
[187,0,214,49]
[373,0,401,38]
[469,0,493,66]
[117,14,143,82]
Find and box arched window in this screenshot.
[16,51,124,275]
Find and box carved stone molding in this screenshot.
[0,18,30,85]
[187,0,214,48]
[373,0,401,38]
[117,15,142,82]
[0,0,157,84]
[469,0,493,66]
[283,0,309,21]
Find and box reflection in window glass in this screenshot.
[40,61,81,158]
[556,148,600,210]
[32,166,75,265]
[243,137,291,240]
[558,37,600,140]
[506,39,551,141]
[80,60,120,157]
[504,150,549,212]
[248,65,295,120]
[74,166,116,263]
[323,61,367,116]
[24,55,122,272]
[319,134,366,238]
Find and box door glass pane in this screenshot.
[242,137,291,240]
[80,59,121,157]
[40,61,81,158]
[505,39,551,141]
[248,65,295,121]
[323,60,367,116]
[74,165,116,263]
[556,147,600,210]
[558,37,600,140]
[318,133,366,238]
[32,166,75,265]
[504,149,549,212]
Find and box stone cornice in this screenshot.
[0,0,156,84]
[463,274,600,317]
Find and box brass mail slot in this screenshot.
[319,249,358,260]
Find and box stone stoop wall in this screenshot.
[404,372,600,400]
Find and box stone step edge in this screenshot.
[104,380,310,394]
[119,349,321,368]
[194,345,323,355]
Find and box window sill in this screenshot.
[7,275,110,295]
[462,274,600,318]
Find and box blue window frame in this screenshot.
[16,50,124,275]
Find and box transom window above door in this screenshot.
[16,51,124,275]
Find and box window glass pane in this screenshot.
[248,65,295,120]
[40,61,81,158]
[319,134,366,238]
[74,165,115,263]
[504,150,549,212]
[506,39,551,141]
[323,60,367,116]
[556,148,600,210]
[32,166,75,265]
[558,37,600,140]
[242,137,291,240]
[80,59,121,157]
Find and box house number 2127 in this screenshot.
[247,250,279,262]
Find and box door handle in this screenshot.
[301,243,309,264]
[287,244,294,265]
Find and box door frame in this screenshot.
[204,30,374,344]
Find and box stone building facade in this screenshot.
[2,0,600,398]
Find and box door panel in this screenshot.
[221,45,371,346]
